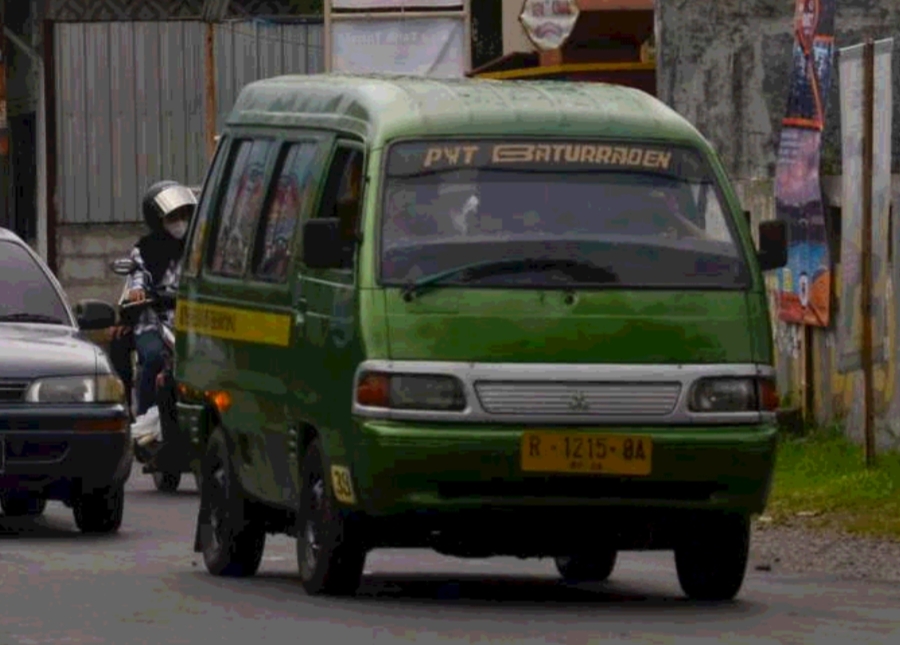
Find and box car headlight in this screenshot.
[25,374,126,404]
[689,377,778,413]
[356,372,466,411]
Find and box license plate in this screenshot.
[520,431,652,476]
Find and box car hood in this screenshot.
[383,288,759,364]
[0,324,99,379]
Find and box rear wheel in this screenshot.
[675,512,751,601]
[554,550,618,583]
[74,484,125,534]
[152,470,182,493]
[1,493,47,517]
[296,438,367,596]
[197,428,265,577]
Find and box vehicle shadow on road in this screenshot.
[0,517,120,542]
[181,570,767,620]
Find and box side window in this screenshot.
[316,146,363,269]
[184,136,229,277]
[208,139,275,278]
[252,142,319,283]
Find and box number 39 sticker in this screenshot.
[330,465,357,505]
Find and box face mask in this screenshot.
[165,220,188,240]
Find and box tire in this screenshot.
[153,470,182,493]
[74,484,125,534]
[296,438,367,596]
[197,428,265,577]
[675,512,751,602]
[555,550,618,583]
[1,494,47,517]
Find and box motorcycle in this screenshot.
[109,257,197,493]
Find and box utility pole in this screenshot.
[0,0,9,231]
[861,37,877,468]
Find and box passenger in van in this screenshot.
[333,152,363,269]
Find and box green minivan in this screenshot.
[174,73,788,601]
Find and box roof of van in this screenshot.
[227,73,709,149]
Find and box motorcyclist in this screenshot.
[109,180,197,418]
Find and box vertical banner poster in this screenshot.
[836,38,894,372]
[331,17,466,77]
[774,0,837,326]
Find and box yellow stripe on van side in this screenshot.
[175,300,292,347]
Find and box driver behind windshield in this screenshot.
[110,180,196,417]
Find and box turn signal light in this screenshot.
[206,390,233,413]
[356,372,391,408]
[758,378,779,412]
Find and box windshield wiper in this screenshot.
[401,258,618,300]
[0,312,66,325]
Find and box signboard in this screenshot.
[331,17,466,77]
[836,38,894,372]
[331,1,461,7]
[774,0,837,326]
[519,0,580,52]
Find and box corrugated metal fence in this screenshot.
[55,19,324,224]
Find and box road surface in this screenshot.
[1,468,898,644]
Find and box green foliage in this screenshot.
[768,428,900,538]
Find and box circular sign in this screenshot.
[519,0,580,52]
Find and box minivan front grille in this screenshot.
[0,380,29,403]
[474,381,682,417]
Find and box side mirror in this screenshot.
[74,299,117,331]
[303,218,346,269]
[757,220,788,272]
[110,257,136,275]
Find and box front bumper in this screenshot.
[348,420,778,518]
[0,404,133,498]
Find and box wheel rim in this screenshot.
[206,457,228,553]
[303,475,325,573]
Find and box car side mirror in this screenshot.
[757,220,788,272]
[110,257,136,275]
[303,218,347,269]
[75,299,117,331]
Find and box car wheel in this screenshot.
[197,428,265,577]
[296,437,367,596]
[554,550,618,583]
[152,470,182,493]
[675,512,751,602]
[74,484,125,534]
[1,494,47,517]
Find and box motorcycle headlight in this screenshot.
[25,374,126,404]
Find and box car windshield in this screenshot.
[0,240,70,325]
[380,140,751,290]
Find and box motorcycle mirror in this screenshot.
[111,257,136,275]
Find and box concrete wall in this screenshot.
[56,223,144,309]
[656,0,900,179]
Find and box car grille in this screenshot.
[0,380,29,403]
[474,381,682,417]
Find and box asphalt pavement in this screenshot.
[1,468,898,644]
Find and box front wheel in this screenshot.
[152,470,182,493]
[296,438,367,596]
[74,484,125,534]
[675,512,751,602]
[197,428,265,577]
[555,550,618,583]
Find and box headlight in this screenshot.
[356,372,466,411]
[688,377,760,413]
[25,374,126,404]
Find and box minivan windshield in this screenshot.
[380,140,751,290]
